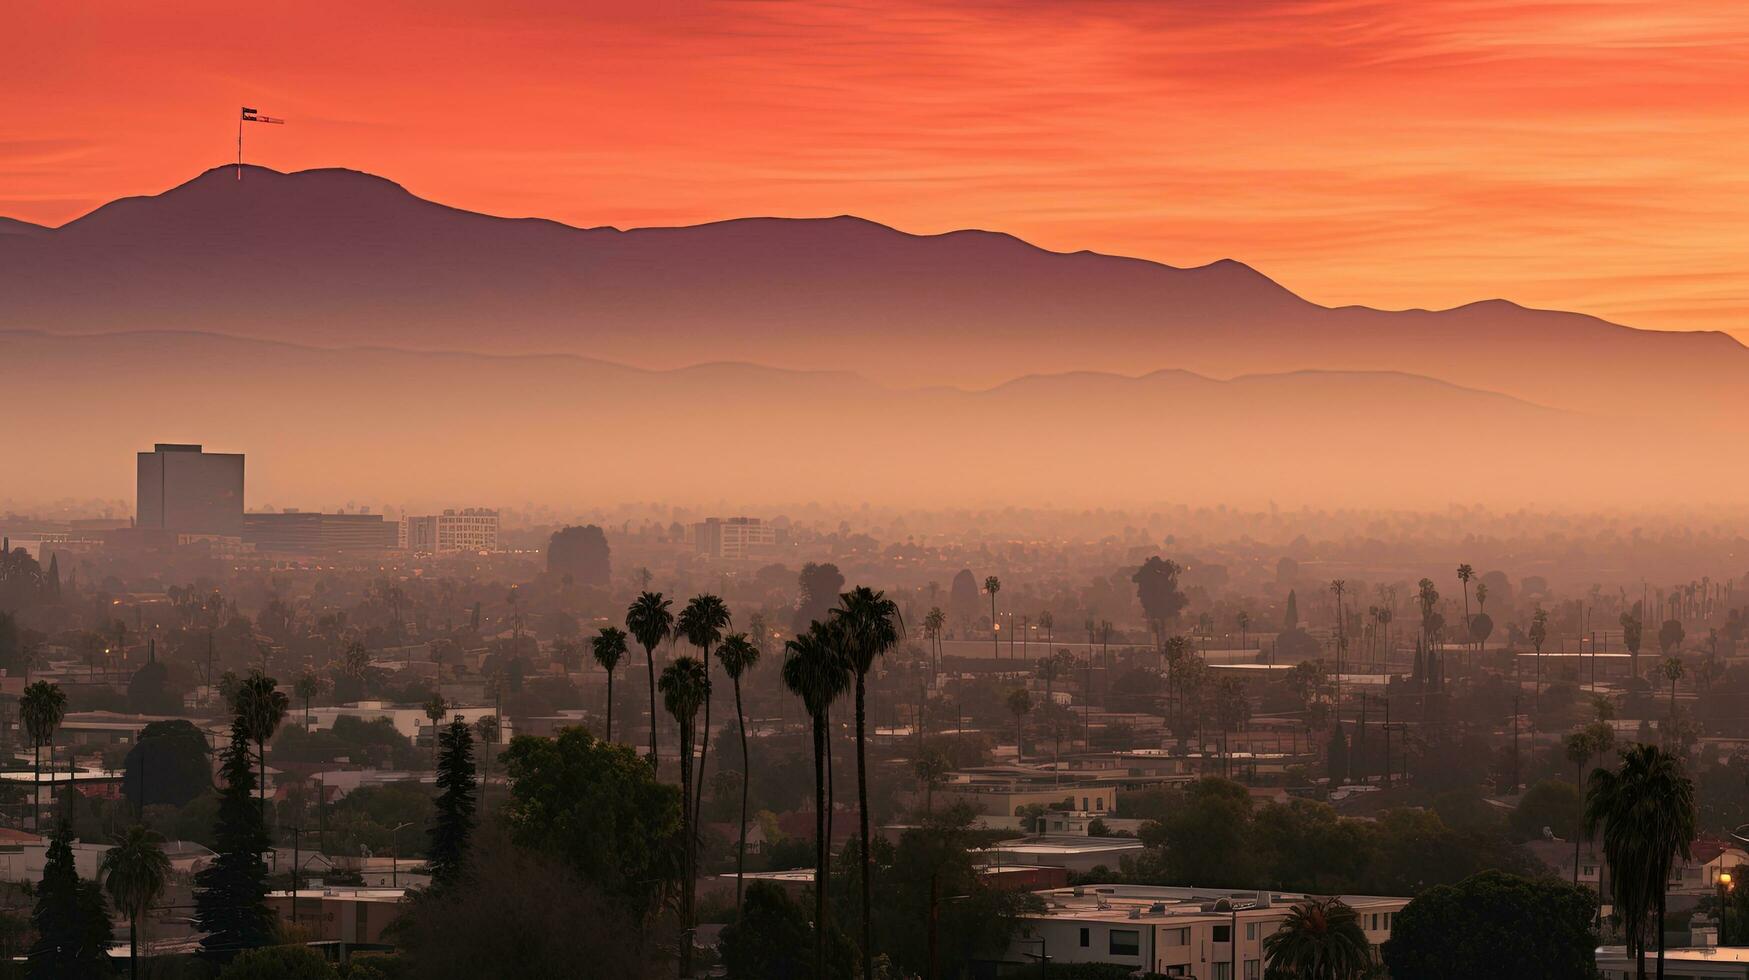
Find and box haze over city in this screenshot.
[2,3,1747,980]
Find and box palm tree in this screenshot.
[781,621,850,980]
[233,670,289,818]
[1237,610,1251,651]
[423,694,448,771]
[590,627,629,743]
[714,632,761,916]
[101,824,171,980]
[1456,563,1475,663]
[20,680,65,831]
[831,585,902,980]
[1329,579,1347,712]
[913,747,950,815]
[294,672,321,727]
[1007,688,1033,762]
[984,576,1001,659]
[924,607,946,678]
[659,656,710,980]
[1566,730,1594,886]
[1586,742,1696,980]
[1262,897,1373,980]
[1530,606,1549,716]
[1662,657,1684,721]
[626,591,674,772]
[474,713,501,809]
[677,594,731,853]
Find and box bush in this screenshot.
[220,945,335,980]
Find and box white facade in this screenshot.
[400,508,499,553]
[688,516,777,560]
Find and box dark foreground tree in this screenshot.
[720,880,856,980]
[29,823,114,980]
[394,827,661,980]
[427,717,478,889]
[195,717,274,960]
[122,719,213,810]
[1381,870,1599,980]
[101,824,171,980]
[1263,897,1372,980]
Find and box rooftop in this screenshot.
[1024,883,1407,924]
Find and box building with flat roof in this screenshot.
[400,508,499,553]
[136,443,244,536]
[688,516,780,560]
[244,511,397,555]
[1004,883,1408,978]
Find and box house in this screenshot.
[975,836,1145,874]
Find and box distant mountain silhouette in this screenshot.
[8,328,1710,510]
[3,165,1744,428]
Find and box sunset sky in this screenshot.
[6,0,1747,342]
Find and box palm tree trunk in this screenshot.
[855,673,873,980]
[606,674,615,744]
[928,872,940,980]
[693,652,712,869]
[812,715,828,980]
[130,917,138,980]
[734,678,749,918]
[32,741,39,833]
[678,722,695,979]
[646,645,660,773]
[1656,887,1667,980]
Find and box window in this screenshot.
[1080,927,1090,948]
[1213,925,1231,942]
[1246,922,1258,940]
[1109,929,1140,957]
[1212,964,1233,980]
[1082,796,1090,810]
[1245,959,1261,980]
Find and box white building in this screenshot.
[687,517,777,560]
[1005,884,1407,979]
[400,508,499,553]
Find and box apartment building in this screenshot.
[687,516,779,560]
[400,508,499,553]
[1004,884,1407,979]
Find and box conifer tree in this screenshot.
[427,717,477,889]
[28,822,112,979]
[195,717,274,960]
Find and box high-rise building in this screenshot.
[688,516,778,560]
[400,508,499,553]
[136,443,244,536]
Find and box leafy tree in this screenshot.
[720,880,856,980]
[1132,556,1188,640]
[1658,619,1685,657]
[195,717,274,960]
[1509,779,1581,841]
[427,718,477,890]
[217,945,334,979]
[546,524,611,586]
[28,823,113,979]
[794,562,845,632]
[1140,778,1255,886]
[102,824,172,980]
[123,719,212,810]
[499,728,681,929]
[1262,897,1371,980]
[1327,724,1349,783]
[1381,870,1598,980]
[126,659,180,715]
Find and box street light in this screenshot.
[390,821,413,887]
[1722,871,1735,946]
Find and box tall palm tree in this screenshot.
[1330,579,1347,713]
[832,586,903,980]
[781,621,851,980]
[1456,564,1475,669]
[984,576,1001,659]
[233,670,289,819]
[294,671,321,727]
[20,680,65,832]
[591,627,629,744]
[423,694,448,771]
[1007,688,1032,762]
[659,657,710,980]
[626,591,674,773]
[924,607,946,678]
[1586,742,1696,980]
[1566,730,1594,886]
[101,824,171,980]
[1262,897,1373,980]
[676,594,731,848]
[1662,657,1684,721]
[714,632,761,916]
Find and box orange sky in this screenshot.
[6,0,1747,341]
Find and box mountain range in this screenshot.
[2,165,1742,507]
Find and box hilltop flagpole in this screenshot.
[238,106,287,180]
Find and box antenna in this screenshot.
[237,106,287,180]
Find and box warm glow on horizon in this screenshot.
[5,0,1748,341]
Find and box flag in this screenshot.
[241,107,285,124]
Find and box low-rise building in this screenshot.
[1003,883,1408,978]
